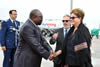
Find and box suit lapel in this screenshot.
[58,28,64,42]
[8,19,13,25]
[61,28,64,39]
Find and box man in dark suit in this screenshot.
[13,9,53,67]
[49,15,71,67]
[0,10,20,67]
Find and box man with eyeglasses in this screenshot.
[49,14,71,67]
[0,10,20,67]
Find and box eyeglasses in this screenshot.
[62,20,70,22]
[70,16,78,19]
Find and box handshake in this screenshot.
[49,50,62,61]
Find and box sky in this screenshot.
[0,0,100,30]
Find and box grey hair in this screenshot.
[63,14,70,17]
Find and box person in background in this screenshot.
[0,10,20,67]
[13,9,53,67]
[49,14,71,67]
[0,24,1,30]
[91,28,100,39]
[0,20,2,46]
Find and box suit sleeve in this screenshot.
[41,36,53,51]
[49,37,56,44]
[0,21,7,46]
[21,26,50,59]
[83,27,92,48]
[49,29,58,44]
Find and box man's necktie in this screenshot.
[13,21,16,28]
[64,29,67,38]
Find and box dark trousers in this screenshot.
[3,48,16,67]
[96,35,99,39]
[54,63,64,67]
[68,65,80,67]
[91,35,99,39]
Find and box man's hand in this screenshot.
[49,50,62,61]
[49,50,55,61]
[49,53,54,61]
[1,46,6,51]
[54,50,62,57]
[49,52,59,61]
[52,33,58,40]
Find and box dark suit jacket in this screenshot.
[0,19,20,48]
[49,28,65,64]
[13,19,52,67]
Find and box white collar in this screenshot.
[63,28,70,32]
[10,18,15,23]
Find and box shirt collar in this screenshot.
[63,27,70,32]
[10,18,15,23]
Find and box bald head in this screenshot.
[29,9,43,25]
[29,9,42,19]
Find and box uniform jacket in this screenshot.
[13,19,52,67]
[0,19,20,48]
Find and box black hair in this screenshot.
[9,10,17,14]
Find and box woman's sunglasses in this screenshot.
[70,17,78,19]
